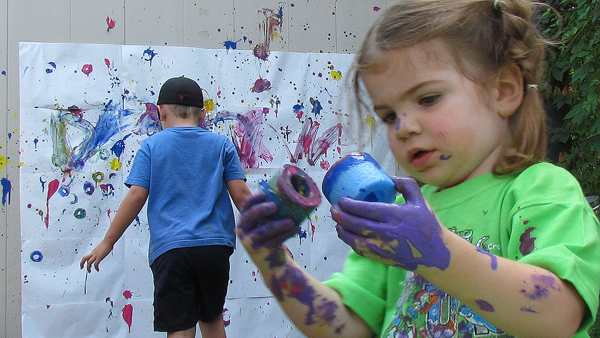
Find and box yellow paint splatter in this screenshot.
[330,70,343,81]
[365,114,377,147]
[108,158,122,171]
[204,98,215,113]
[0,155,7,175]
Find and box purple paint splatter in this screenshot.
[519,227,536,256]
[476,247,498,270]
[475,299,495,312]
[251,78,271,93]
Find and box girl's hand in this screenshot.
[79,240,114,273]
[331,177,450,271]
[236,193,298,268]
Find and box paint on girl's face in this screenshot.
[395,117,401,130]
[519,227,536,256]
[475,299,495,312]
[476,247,498,270]
[270,264,342,330]
[439,154,452,160]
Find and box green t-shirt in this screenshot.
[324,162,600,337]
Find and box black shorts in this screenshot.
[150,245,234,332]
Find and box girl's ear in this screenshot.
[494,63,524,118]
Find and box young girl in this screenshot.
[236,0,600,337]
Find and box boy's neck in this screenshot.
[163,116,201,129]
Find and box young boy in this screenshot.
[80,76,251,338]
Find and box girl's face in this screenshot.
[361,40,511,189]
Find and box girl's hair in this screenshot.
[165,104,203,119]
[353,0,550,174]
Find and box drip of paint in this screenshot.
[122,304,133,332]
[45,179,60,228]
[1,177,11,206]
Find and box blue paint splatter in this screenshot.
[46,62,57,73]
[111,133,131,158]
[1,178,12,206]
[223,38,247,50]
[1,70,6,76]
[142,47,157,66]
[309,98,322,115]
[83,181,94,195]
[439,154,452,160]
[30,251,43,262]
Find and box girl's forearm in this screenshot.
[416,228,585,338]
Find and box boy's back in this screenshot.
[126,126,246,265]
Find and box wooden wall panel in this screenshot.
[0,0,8,336]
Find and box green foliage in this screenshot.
[540,0,600,196]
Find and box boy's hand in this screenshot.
[80,240,113,273]
[331,177,450,271]
[236,193,297,268]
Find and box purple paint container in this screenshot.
[322,152,396,204]
[260,164,322,226]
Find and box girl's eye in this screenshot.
[419,94,440,106]
[381,112,397,124]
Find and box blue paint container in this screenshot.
[260,164,322,226]
[322,152,396,204]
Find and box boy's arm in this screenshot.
[80,185,149,272]
[237,193,374,338]
[226,178,252,211]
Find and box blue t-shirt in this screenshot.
[125,127,246,265]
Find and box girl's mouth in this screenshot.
[410,150,434,168]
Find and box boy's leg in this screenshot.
[198,314,227,338]
[166,326,196,338]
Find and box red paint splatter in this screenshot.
[81,64,93,76]
[373,6,381,12]
[320,160,330,170]
[46,305,50,309]
[123,290,132,299]
[251,78,272,93]
[45,179,60,228]
[106,16,116,30]
[122,304,133,332]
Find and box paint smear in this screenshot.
[45,179,60,228]
[251,78,272,93]
[106,16,116,31]
[519,227,536,256]
[122,304,133,332]
[475,299,495,312]
[253,6,284,60]
[289,117,342,166]
[1,177,11,206]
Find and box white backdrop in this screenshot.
[19,42,395,337]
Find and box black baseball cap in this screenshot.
[156,76,204,108]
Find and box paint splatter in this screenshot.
[519,227,536,256]
[142,47,157,65]
[330,70,342,80]
[309,97,323,115]
[30,251,43,262]
[476,247,498,270]
[289,117,342,166]
[253,6,284,60]
[84,181,95,195]
[439,154,452,160]
[45,62,57,73]
[106,16,116,31]
[475,299,495,312]
[521,307,537,313]
[81,64,93,76]
[1,177,11,206]
[293,104,304,121]
[251,78,271,93]
[45,179,60,228]
[223,37,247,50]
[122,304,133,332]
[373,6,381,11]
[133,103,162,136]
[74,208,86,219]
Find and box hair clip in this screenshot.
[527,84,539,90]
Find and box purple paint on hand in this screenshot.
[521,307,537,313]
[475,299,495,312]
[332,177,450,271]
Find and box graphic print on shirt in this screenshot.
[383,228,512,337]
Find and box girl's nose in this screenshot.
[393,114,421,139]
